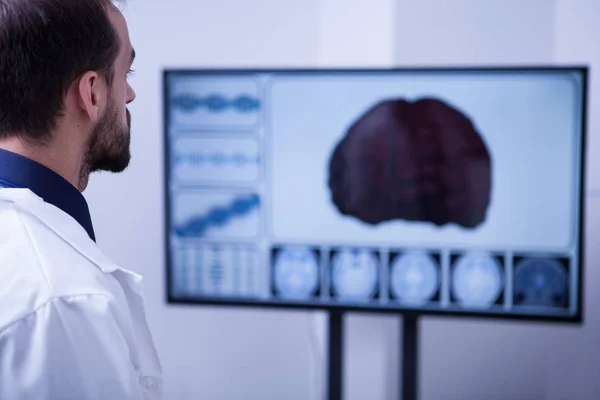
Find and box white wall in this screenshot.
[395,0,555,66]
[545,1,600,399]
[83,1,600,399]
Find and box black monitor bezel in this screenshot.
[162,66,588,324]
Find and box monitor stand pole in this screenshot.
[327,311,419,400]
[328,310,344,400]
[402,314,419,400]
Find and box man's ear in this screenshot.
[77,71,106,122]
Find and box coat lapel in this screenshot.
[0,188,163,396]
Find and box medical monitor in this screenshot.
[163,67,587,322]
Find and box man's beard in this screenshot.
[80,98,131,188]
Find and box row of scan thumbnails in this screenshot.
[269,245,571,310]
[171,244,573,311]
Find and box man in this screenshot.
[0,1,162,399]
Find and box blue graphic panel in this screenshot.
[174,152,261,167]
[169,75,261,129]
[172,93,260,113]
[174,191,261,239]
[172,137,262,185]
[172,245,259,298]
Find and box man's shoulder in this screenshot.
[0,202,121,331]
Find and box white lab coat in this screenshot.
[0,188,162,400]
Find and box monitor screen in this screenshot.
[163,67,587,322]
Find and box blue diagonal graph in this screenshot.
[175,194,260,238]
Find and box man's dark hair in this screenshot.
[0,0,122,141]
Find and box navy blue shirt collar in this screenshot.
[0,148,96,242]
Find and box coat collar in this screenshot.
[0,188,133,277]
[0,188,163,381]
[0,149,96,242]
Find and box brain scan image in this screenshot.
[452,253,504,308]
[330,248,379,301]
[389,251,440,305]
[272,246,320,300]
[513,257,569,308]
[328,98,492,229]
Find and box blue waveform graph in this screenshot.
[172,93,261,113]
[175,193,261,238]
[174,152,261,167]
[169,86,261,128]
[172,137,262,184]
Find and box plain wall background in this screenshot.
[83,0,600,399]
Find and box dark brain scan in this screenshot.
[328,98,492,229]
[513,258,569,308]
